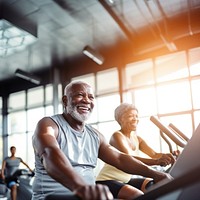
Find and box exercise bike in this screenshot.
[0,169,35,200]
[45,118,200,200]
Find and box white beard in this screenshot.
[67,103,91,122]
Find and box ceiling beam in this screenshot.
[145,0,177,52]
[99,0,135,44]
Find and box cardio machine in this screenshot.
[45,119,200,200]
[134,117,200,200]
[0,169,34,200]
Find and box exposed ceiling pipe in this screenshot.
[187,0,194,36]
[133,0,158,39]
[99,0,136,45]
[144,0,177,52]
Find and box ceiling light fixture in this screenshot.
[15,69,41,85]
[83,45,104,65]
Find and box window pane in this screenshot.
[194,111,200,130]
[27,86,44,107]
[87,101,98,124]
[161,114,193,140]
[45,84,53,104]
[58,103,63,114]
[8,91,25,111]
[45,105,54,116]
[157,81,192,113]
[191,79,200,109]
[137,117,162,153]
[8,111,26,134]
[0,97,2,110]
[27,131,35,168]
[97,94,120,121]
[58,84,63,104]
[0,115,2,136]
[0,97,2,135]
[134,87,157,117]
[0,137,3,163]
[189,47,200,76]
[97,68,119,94]
[98,121,120,143]
[27,107,45,132]
[155,51,188,82]
[125,59,154,88]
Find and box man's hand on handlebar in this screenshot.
[153,171,174,185]
[73,184,114,200]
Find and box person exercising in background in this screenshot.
[1,146,34,200]
[96,103,177,195]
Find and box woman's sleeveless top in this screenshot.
[32,114,100,200]
[96,131,140,183]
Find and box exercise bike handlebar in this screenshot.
[150,116,187,148]
[44,194,81,200]
[45,194,120,200]
[13,169,35,178]
[168,123,189,142]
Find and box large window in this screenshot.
[125,59,154,88]
[4,84,60,168]
[8,91,25,112]
[96,68,119,95]
[124,47,200,154]
[96,94,120,122]
[155,51,188,82]
[191,79,200,109]
[8,111,26,134]
[189,47,200,76]
[156,81,192,114]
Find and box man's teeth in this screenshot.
[78,106,89,110]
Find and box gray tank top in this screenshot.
[4,157,21,177]
[32,114,100,200]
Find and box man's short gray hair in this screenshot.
[114,103,138,124]
[64,80,91,96]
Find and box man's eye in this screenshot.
[74,94,82,99]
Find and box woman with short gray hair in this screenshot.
[96,103,176,198]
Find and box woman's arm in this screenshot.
[20,159,34,172]
[138,136,176,166]
[98,132,173,184]
[109,132,174,166]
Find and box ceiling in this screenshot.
[0,0,200,94]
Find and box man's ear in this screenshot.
[62,95,67,107]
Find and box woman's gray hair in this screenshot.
[114,103,138,124]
